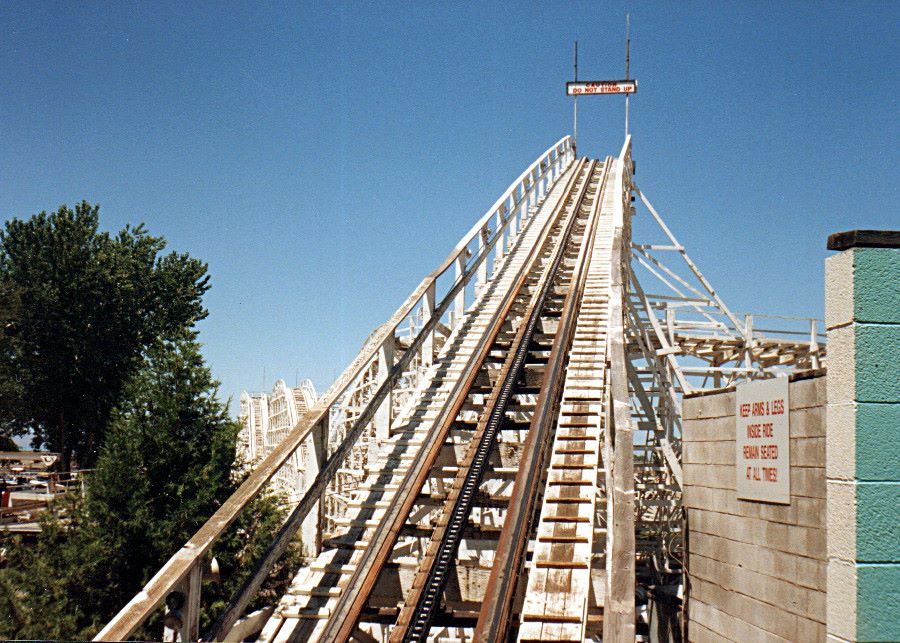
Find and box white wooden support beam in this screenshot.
[523,177,533,222]
[809,318,821,369]
[375,336,395,441]
[659,437,683,489]
[421,283,436,368]
[223,607,274,643]
[164,563,201,642]
[495,205,506,260]
[665,304,676,347]
[477,226,489,288]
[604,155,636,643]
[635,186,747,338]
[628,263,693,395]
[605,294,636,643]
[664,304,678,431]
[454,253,466,328]
[184,564,201,642]
[302,418,327,558]
[743,314,754,371]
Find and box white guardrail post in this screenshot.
[375,336,395,441]
[421,283,436,368]
[453,253,466,329]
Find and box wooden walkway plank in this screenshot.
[515,157,615,643]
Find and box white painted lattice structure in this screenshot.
[238,379,318,504]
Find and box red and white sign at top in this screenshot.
[566,80,637,96]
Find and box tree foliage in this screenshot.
[0,201,297,637]
[0,201,209,467]
[0,338,298,639]
[0,287,23,434]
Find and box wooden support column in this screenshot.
[454,254,466,328]
[302,417,327,558]
[524,177,534,222]
[604,201,636,642]
[664,304,678,438]
[163,563,201,642]
[743,313,754,371]
[809,318,821,369]
[420,283,436,368]
[375,336,395,441]
[477,226,489,289]
[713,356,723,389]
[183,564,201,642]
[495,206,506,260]
[536,164,544,202]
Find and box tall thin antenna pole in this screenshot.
[624,14,631,137]
[573,40,578,155]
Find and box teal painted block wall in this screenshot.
[852,245,900,640]
[856,403,900,481]
[855,248,900,325]
[858,565,900,642]
[855,483,900,562]
[854,324,900,403]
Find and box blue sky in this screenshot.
[1,2,897,409]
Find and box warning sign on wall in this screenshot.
[735,377,790,504]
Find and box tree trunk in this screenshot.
[84,424,95,469]
[58,411,71,472]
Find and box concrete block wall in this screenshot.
[825,231,900,642]
[682,373,827,642]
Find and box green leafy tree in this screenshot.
[0,201,209,468]
[0,338,299,639]
[0,286,23,435]
[0,494,112,638]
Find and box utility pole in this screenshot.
[573,40,578,155]
[625,14,631,137]
[565,34,636,142]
